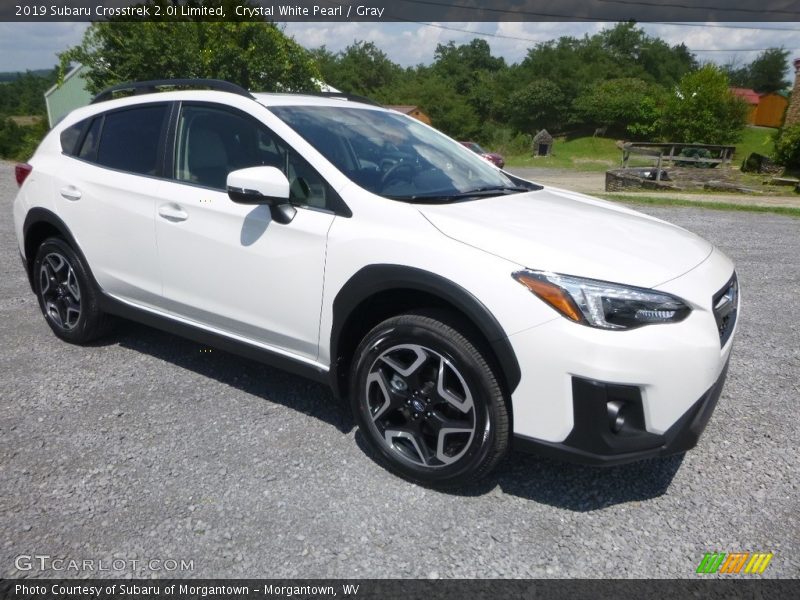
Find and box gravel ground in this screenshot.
[1,160,798,579]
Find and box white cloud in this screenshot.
[0,23,88,71]
[641,22,800,76]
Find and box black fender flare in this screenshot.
[22,208,99,291]
[329,264,521,398]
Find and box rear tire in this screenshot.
[32,237,113,344]
[350,312,509,488]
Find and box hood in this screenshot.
[418,188,713,288]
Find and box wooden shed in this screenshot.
[384,105,431,125]
[754,93,788,128]
[730,88,760,125]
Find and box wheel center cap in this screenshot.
[411,398,426,413]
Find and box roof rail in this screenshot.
[91,78,254,104]
[297,91,382,107]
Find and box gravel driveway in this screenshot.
[1,161,798,579]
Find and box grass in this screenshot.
[504,126,778,172]
[600,193,800,217]
[505,136,622,171]
[735,126,777,161]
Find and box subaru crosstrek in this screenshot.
[13,79,739,487]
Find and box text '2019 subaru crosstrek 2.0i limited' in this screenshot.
[13,79,739,487]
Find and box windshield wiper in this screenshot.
[389,186,532,203]
[454,185,532,196]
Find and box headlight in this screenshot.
[512,270,691,330]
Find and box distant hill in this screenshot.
[0,69,57,115]
[0,69,55,83]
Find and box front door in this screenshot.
[154,103,336,361]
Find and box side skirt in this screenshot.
[98,293,331,386]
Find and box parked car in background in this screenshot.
[460,141,505,168]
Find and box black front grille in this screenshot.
[712,273,738,347]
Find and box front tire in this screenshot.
[32,237,113,344]
[350,312,509,488]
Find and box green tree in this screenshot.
[312,41,402,96]
[724,48,790,93]
[60,1,320,93]
[430,39,506,125]
[518,23,696,106]
[308,45,338,84]
[504,79,565,133]
[747,48,791,93]
[572,78,665,138]
[598,23,697,88]
[391,71,481,139]
[659,65,748,144]
[432,38,506,83]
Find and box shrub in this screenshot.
[0,116,48,161]
[659,65,748,145]
[481,126,532,156]
[572,78,665,139]
[0,116,23,158]
[773,123,800,171]
[504,79,565,133]
[676,147,714,168]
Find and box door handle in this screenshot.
[60,186,82,201]
[158,203,189,222]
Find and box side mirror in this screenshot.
[227,166,296,224]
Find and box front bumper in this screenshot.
[506,247,738,443]
[513,359,729,466]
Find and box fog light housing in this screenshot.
[567,377,663,455]
[607,400,626,433]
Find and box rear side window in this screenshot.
[60,121,85,155]
[77,117,102,161]
[96,105,168,175]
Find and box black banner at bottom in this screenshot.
[1,579,799,600]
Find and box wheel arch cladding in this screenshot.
[22,209,86,291]
[330,264,521,400]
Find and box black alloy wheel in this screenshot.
[33,237,113,343]
[351,312,509,487]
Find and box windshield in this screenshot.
[270,105,529,202]
[464,142,486,154]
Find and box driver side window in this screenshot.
[174,104,330,209]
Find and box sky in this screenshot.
[0,21,798,81]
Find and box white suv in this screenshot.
[13,80,739,487]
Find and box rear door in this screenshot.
[153,102,337,361]
[54,103,170,308]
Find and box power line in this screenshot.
[392,0,605,20]
[412,20,798,53]
[651,22,800,32]
[317,0,800,32]
[597,0,800,18]
[393,0,800,20]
